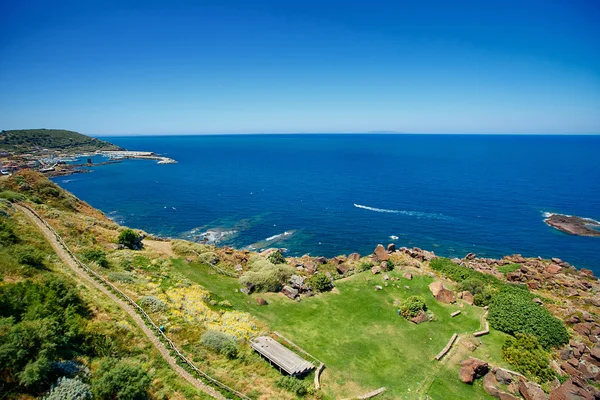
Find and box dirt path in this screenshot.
[17,205,227,400]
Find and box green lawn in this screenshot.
[173,260,498,399]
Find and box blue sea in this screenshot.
[52,134,600,273]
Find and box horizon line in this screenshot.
[92,131,600,137]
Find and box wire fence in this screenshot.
[21,204,249,400]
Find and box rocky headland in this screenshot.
[545,213,600,237]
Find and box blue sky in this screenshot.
[1,0,599,135]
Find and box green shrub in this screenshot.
[201,330,238,359]
[307,273,333,292]
[91,358,150,400]
[385,259,394,271]
[430,258,499,284]
[138,296,167,313]
[107,272,135,284]
[458,278,485,295]
[239,256,294,292]
[398,296,427,319]
[473,285,499,307]
[356,261,374,272]
[0,190,27,203]
[498,263,522,274]
[0,220,19,245]
[45,377,92,400]
[276,375,309,396]
[198,251,219,265]
[488,288,569,348]
[502,334,556,383]
[117,229,142,250]
[267,250,286,265]
[81,249,109,268]
[15,245,45,268]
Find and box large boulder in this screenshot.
[410,310,428,324]
[373,244,389,261]
[549,377,596,400]
[484,372,520,400]
[462,291,475,305]
[459,358,489,384]
[429,281,445,296]
[336,264,349,275]
[289,274,306,290]
[591,345,600,361]
[348,253,361,261]
[256,297,268,306]
[371,266,381,274]
[519,380,548,400]
[436,289,457,304]
[402,271,413,280]
[387,243,396,252]
[281,285,299,300]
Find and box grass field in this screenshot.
[173,260,500,399]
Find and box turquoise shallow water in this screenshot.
[53,134,600,273]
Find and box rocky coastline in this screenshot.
[545,213,600,237]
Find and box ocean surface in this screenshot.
[52,134,600,273]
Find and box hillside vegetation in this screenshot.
[1,171,599,400]
[0,129,120,154]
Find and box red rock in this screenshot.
[546,264,562,274]
[549,377,595,400]
[371,266,381,274]
[560,362,579,377]
[519,380,548,400]
[436,289,456,304]
[459,358,489,384]
[330,257,342,265]
[507,271,522,281]
[591,345,600,361]
[315,256,327,264]
[462,291,474,305]
[573,323,592,336]
[305,261,317,274]
[348,252,361,261]
[580,268,594,277]
[336,264,349,274]
[373,244,389,261]
[387,243,396,252]
[402,271,412,280]
[527,281,541,290]
[410,310,428,324]
[429,281,444,296]
[256,297,268,306]
[567,358,579,368]
[281,285,299,300]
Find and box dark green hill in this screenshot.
[0,129,121,154]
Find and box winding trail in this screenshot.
[16,204,229,400]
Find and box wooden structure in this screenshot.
[435,333,458,361]
[251,336,314,376]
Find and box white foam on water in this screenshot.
[354,204,450,220]
[264,231,294,242]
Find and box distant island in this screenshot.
[544,213,600,237]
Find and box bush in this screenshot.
[276,375,309,396]
[0,190,27,203]
[201,330,238,359]
[117,229,142,250]
[502,334,556,383]
[81,249,109,268]
[385,259,394,271]
[488,288,569,348]
[15,245,45,268]
[398,296,427,319]
[458,278,485,295]
[239,256,294,293]
[430,258,499,285]
[138,296,167,313]
[473,285,499,306]
[107,272,135,284]
[307,273,333,292]
[45,377,92,400]
[267,250,286,265]
[198,251,219,265]
[356,261,374,273]
[498,263,522,274]
[0,220,19,245]
[91,358,150,400]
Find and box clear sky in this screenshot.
[1,0,599,135]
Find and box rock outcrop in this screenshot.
[459,358,489,384]
[373,244,389,261]
[429,281,456,303]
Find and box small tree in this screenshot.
[267,250,286,265]
[117,229,142,250]
[201,330,238,359]
[91,359,150,400]
[307,273,333,292]
[398,296,427,319]
[502,334,556,383]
